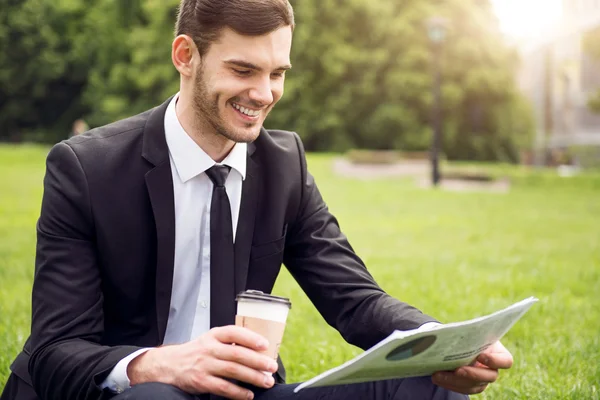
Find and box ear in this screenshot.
[172,35,197,77]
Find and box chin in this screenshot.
[221,125,262,144]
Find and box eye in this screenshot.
[234,69,252,76]
[271,71,286,79]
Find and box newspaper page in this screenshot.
[294,297,538,392]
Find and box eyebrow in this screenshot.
[224,59,292,72]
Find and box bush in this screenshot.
[569,145,600,169]
[442,171,495,182]
[346,150,401,164]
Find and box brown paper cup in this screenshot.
[235,290,292,359]
[235,315,286,359]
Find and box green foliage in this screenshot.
[588,89,600,114]
[1,146,600,399]
[81,0,180,127]
[583,26,600,115]
[568,145,600,169]
[268,0,533,160]
[0,0,91,141]
[0,0,534,161]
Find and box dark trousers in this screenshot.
[113,379,469,400]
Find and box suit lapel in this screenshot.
[142,98,176,344]
[233,144,260,298]
[145,165,175,344]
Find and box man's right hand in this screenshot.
[127,326,278,400]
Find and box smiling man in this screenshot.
[1,1,513,400]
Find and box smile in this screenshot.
[231,102,261,118]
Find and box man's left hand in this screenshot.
[432,341,513,395]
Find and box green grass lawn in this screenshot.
[1,144,599,399]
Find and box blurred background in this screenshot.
[0,0,599,167]
[1,1,600,399]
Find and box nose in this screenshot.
[248,76,274,107]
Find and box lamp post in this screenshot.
[426,17,448,187]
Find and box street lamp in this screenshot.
[426,16,449,187]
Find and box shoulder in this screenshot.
[66,109,152,152]
[254,128,304,157]
[46,107,157,176]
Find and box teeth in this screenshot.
[232,102,260,117]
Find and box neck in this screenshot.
[175,92,234,163]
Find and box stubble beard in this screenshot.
[192,67,263,144]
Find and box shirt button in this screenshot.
[116,387,123,394]
[201,301,207,308]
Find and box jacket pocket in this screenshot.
[246,226,287,293]
[250,234,286,261]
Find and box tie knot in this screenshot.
[206,165,231,187]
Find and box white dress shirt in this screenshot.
[101,94,247,393]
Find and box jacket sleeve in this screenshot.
[28,142,140,400]
[282,134,437,351]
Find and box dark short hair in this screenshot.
[175,0,295,56]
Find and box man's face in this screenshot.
[191,26,292,143]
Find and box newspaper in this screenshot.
[294,297,538,392]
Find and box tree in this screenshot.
[266,0,434,151]
[81,0,180,127]
[0,0,96,142]
[437,0,533,160]
[268,0,533,160]
[1,0,534,161]
[583,27,600,114]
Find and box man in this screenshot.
[1,1,514,399]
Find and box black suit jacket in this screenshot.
[2,97,435,400]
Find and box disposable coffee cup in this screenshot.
[235,290,292,359]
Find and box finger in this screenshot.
[478,349,514,370]
[455,365,499,383]
[209,359,275,389]
[468,359,487,368]
[201,376,255,400]
[432,368,497,389]
[212,342,278,373]
[211,326,270,351]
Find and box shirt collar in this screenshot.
[164,93,247,183]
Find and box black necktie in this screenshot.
[205,165,236,328]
